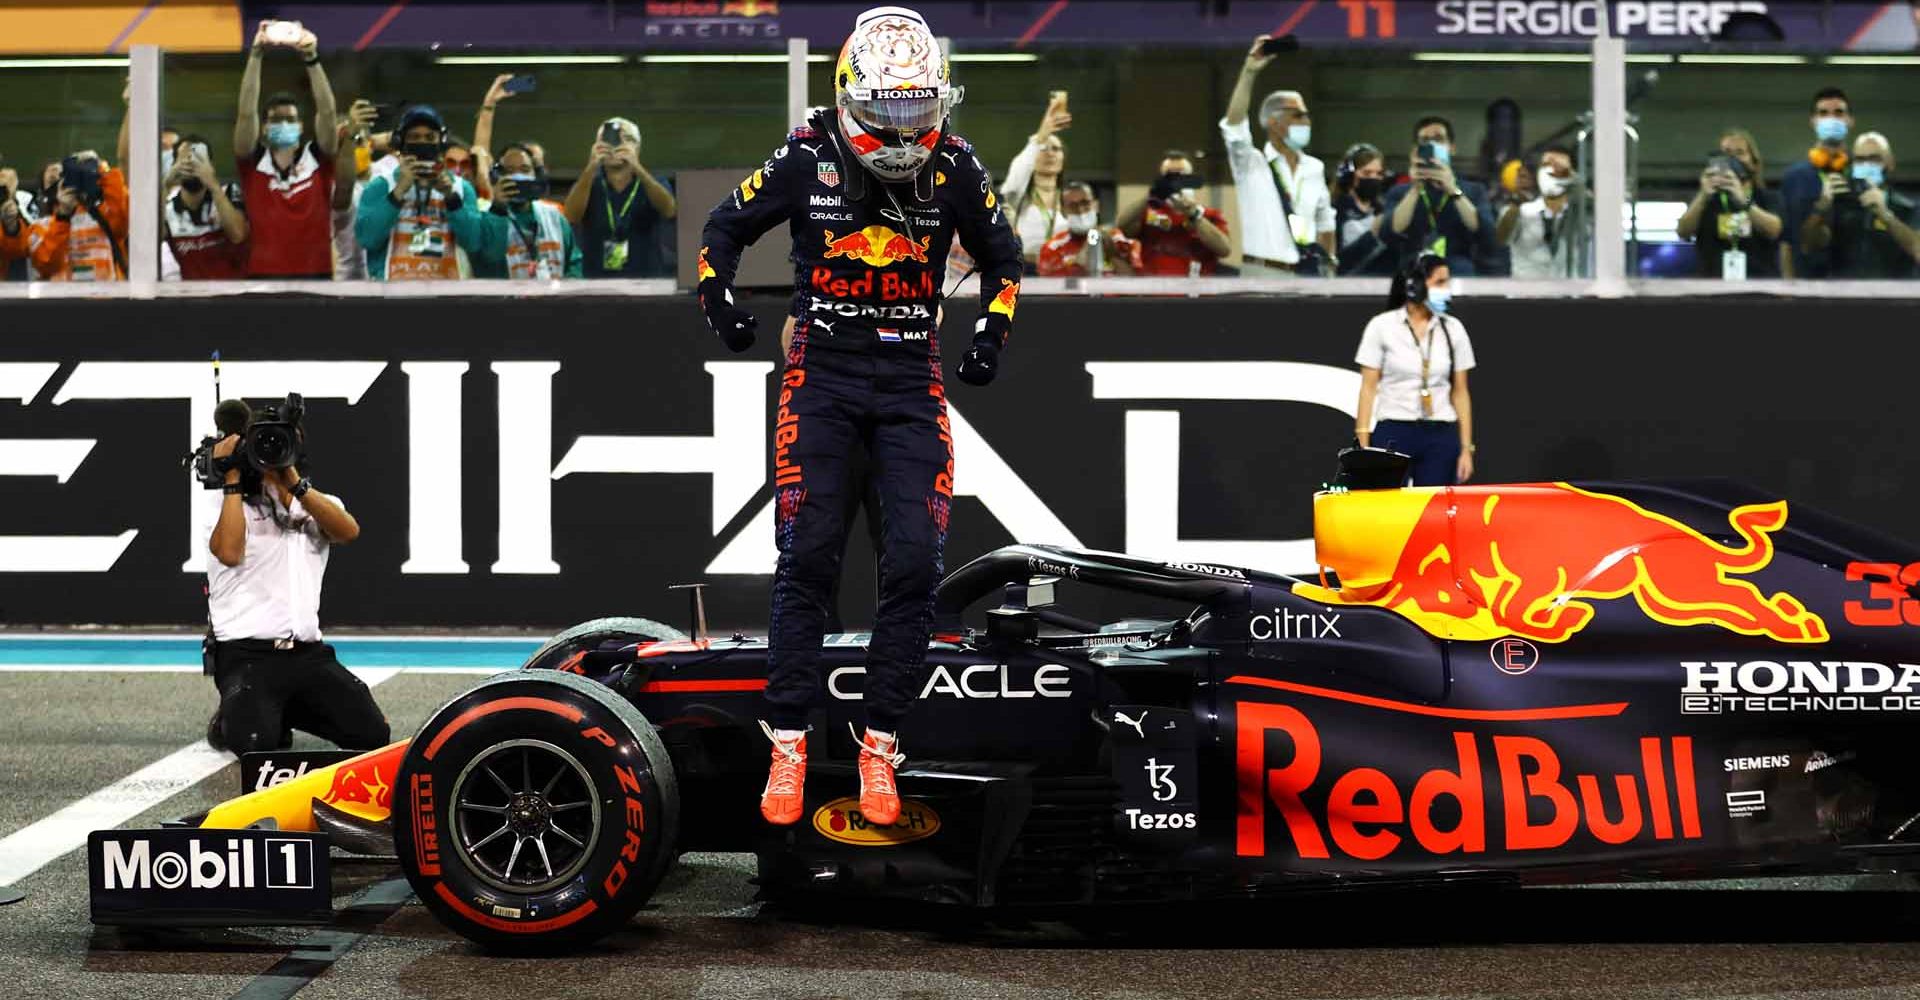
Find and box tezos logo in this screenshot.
[1145,757,1178,802]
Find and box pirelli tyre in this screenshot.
[520,616,686,672]
[393,670,679,951]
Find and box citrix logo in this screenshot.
[1248,606,1343,640]
[101,837,256,890]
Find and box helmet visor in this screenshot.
[848,89,945,133]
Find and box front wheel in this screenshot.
[393,670,679,951]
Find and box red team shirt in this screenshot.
[162,184,249,279]
[1134,202,1230,276]
[235,142,334,277]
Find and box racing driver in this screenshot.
[697,4,1023,828]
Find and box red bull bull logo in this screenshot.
[821,226,932,267]
[696,245,717,282]
[324,763,393,811]
[988,277,1019,320]
[1295,483,1828,644]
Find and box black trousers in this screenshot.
[764,340,952,734]
[1372,419,1462,486]
[212,640,391,755]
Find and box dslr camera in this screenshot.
[59,155,103,205]
[187,393,307,490]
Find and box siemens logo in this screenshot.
[1724,755,1790,772]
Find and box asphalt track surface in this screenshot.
[9,651,1920,999]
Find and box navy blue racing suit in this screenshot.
[698,109,1023,734]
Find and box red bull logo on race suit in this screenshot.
[1294,483,1828,644]
[822,226,932,267]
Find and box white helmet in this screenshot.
[833,6,958,182]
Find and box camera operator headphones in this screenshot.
[1808,146,1849,172]
[1337,142,1382,189]
[488,142,548,188]
[1401,251,1445,304]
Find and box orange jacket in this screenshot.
[0,215,27,266]
[30,166,130,280]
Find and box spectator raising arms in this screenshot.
[1035,181,1141,276]
[473,143,581,280]
[354,105,484,281]
[1497,145,1581,279]
[162,135,250,280]
[1219,35,1335,276]
[563,117,676,277]
[1000,92,1072,269]
[1676,128,1783,279]
[1118,151,1230,275]
[1382,115,1493,275]
[29,151,128,282]
[233,20,339,279]
[1332,142,1395,276]
[329,99,379,281]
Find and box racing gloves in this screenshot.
[956,314,1009,386]
[698,277,758,353]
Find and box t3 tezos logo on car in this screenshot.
[812,797,940,846]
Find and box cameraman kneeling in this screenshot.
[205,431,388,756]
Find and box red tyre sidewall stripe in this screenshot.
[423,696,585,761]
[432,880,599,934]
[638,679,767,693]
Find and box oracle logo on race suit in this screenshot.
[0,360,1354,577]
[1234,700,1703,861]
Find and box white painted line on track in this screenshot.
[0,669,405,886]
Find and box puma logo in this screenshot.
[1114,710,1146,738]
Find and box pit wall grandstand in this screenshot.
[1,294,1912,628]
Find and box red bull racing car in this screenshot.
[91,460,1920,950]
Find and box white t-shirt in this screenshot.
[332,178,367,281]
[1508,198,1571,279]
[1218,117,1334,265]
[206,489,344,642]
[1356,308,1477,423]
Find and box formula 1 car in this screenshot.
[94,453,1920,950]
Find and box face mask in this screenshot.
[1537,168,1569,198]
[1354,177,1382,201]
[1285,124,1311,150]
[265,122,301,149]
[1426,286,1452,314]
[1065,210,1097,235]
[1815,117,1849,144]
[1852,162,1885,187]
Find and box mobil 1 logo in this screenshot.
[1109,705,1199,848]
[88,827,332,926]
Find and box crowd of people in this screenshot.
[0,22,677,284]
[4,26,1918,285]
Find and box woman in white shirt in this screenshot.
[1353,252,1477,486]
[1000,93,1072,269]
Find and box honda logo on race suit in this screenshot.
[2,359,1358,578]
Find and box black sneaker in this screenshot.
[206,708,228,753]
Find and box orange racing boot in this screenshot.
[853,723,906,826]
[759,721,808,825]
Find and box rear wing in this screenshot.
[932,544,1257,630]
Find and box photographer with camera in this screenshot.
[563,117,677,278]
[161,135,250,280]
[1496,145,1584,279]
[1035,182,1141,276]
[1117,151,1230,275]
[233,19,339,279]
[198,396,387,757]
[1798,131,1920,279]
[1219,35,1335,277]
[1383,116,1492,275]
[27,148,128,282]
[354,105,485,281]
[472,142,581,280]
[0,163,29,278]
[1676,129,1782,280]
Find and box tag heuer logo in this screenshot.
[818,162,840,188]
